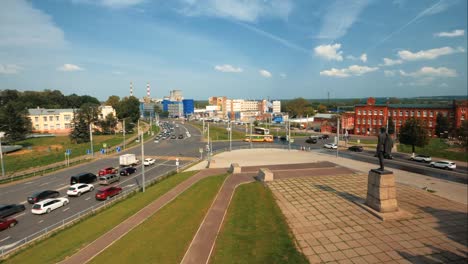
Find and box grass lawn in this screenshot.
[210,182,308,264]
[190,122,245,141]
[2,170,198,264]
[398,138,467,162]
[89,173,228,264]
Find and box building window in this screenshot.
[380,110,383,116]
[393,110,397,116]
[49,116,53,121]
[43,116,47,122]
[379,119,382,125]
[462,108,466,113]
[462,115,465,121]
[372,128,376,134]
[357,119,361,124]
[406,110,409,117]
[399,110,403,116]
[64,115,71,121]
[368,119,371,125]
[358,110,361,115]
[429,121,433,127]
[44,124,48,129]
[363,119,366,124]
[388,111,391,117]
[399,120,402,125]
[410,111,414,117]
[34,117,39,122]
[35,124,39,129]
[363,110,367,115]
[56,124,61,129]
[356,128,360,133]
[417,111,421,117]
[423,111,427,117]
[55,116,60,121]
[65,123,71,129]
[373,120,377,125]
[429,111,433,117]
[374,110,377,115]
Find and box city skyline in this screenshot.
[0,0,467,101]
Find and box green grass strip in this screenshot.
[89,173,228,264]
[2,170,198,264]
[210,182,308,264]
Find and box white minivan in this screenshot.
[31,198,69,215]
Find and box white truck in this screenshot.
[119,154,139,167]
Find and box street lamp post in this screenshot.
[288,119,291,151]
[140,130,145,192]
[228,121,232,151]
[89,123,94,157]
[122,119,126,150]
[249,122,252,149]
[0,131,5,178]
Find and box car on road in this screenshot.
[0,218,18,231]
[70,172,97,185]
[170,135,176,139]
[98,167,118,176]
[31,198,69,215]
[410,154,432,163]
[324,143,338,149]
[67,183,94,197]
[143,158,156,166]
[99,174,120,185]
[27,190,60,204]
[0,204,26,218]
[154,139,159,143]
[429,160,456,170]
[178,134,184,139]
[318,134,330,140]
[95,186,122,200]
[120,167,137,176]
[348,146,364,152]
[305,138,318,144]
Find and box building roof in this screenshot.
[28,108,75,115]
[314,113,334,119]
[355,104,453,109]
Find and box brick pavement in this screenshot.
[268,172,468,263]
[59,168,226,264]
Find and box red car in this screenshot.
[0,218,17,231]
[98,167,118,176]
[95,186,122,201]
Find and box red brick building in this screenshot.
[354,97,467,137]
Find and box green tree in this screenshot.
[116,96,140,123]
[69,111,90,143]
[0,101,32,142]
[285,98,314,117]
[105,95,120,109]
[317,104,327,113]
[399,118,429,153]
[387,117,395,135]
[454,120,468,147]
[435,112,450,137]
[99,113,118,134]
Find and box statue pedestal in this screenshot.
[366,169,398,213]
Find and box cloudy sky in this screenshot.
[0,0,466,100]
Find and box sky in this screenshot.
[0,0,467,101]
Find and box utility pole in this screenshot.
[207,122,211,162]
[336,115,340,158]
[249,122,252,149]
[140,130,145,192]
[0,132,5,178]
[229,121,232,151]
[89,123,94,157]
[288,119,291,151]
[123,119,126,149]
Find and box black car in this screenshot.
[348,146,364,152]
[120,167,137,176]
[0,204,26,218]
[178,134,184,139]
[27,190,60,204]
[318,134,330,139]
[305,138,318,144]
[70,172,97,185]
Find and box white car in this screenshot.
[429,160,456,170]
[143,158,156,166]
[67,183,94,197]
[410,154,432,163]
[324,143,338,149]
[31,198,69,215]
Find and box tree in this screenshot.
[105,95,120,109]
[69,111,90,143]
[435,112,449,137]
[387,117,395,135]
[0,101,32,142]
[454,120,468,147]
[317,104,327,113]
[284,98,314,118]
[99,113,118,134]
[116,96,140,123]
[398,118,429,153]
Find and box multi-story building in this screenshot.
[272,101,281,113]
[354,97,466,137]
[167,101,184,117]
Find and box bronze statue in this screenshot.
[376,127,388,171]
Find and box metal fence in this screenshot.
[0,143,304,258]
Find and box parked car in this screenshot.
[99,174,120,185]
[95,186,122,200]
[27,190,60,204]
[324,143,337,149]
[31,198,69,215]
[348,146,364,152]
[0,204,26,218]
[305,138,318,144]
[70,172,97,185]
[178,134,184,139]
[98,167,118,176]
[410,154,432,163]
[318,134,330,140]
[170,135,176,139]
[0,218,18,231]
[119,167,137,176]
[67,183,94,197]
[143,158,156,166]
[430,160,456,170]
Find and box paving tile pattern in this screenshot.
[268,173,468,264]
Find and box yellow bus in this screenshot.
[244,134,274,142]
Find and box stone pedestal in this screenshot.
[229,163,241,174]
[365,169,398,213]
[256,168,274,182]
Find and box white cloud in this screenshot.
[434,29,465,38]
[72,0,145,8]
[320,65,378,78]
[57,64,84,72]
[0,64,22,74]
[214,64,243,73]
[398,47,465,61]
[0,0,66,47]
[259,69,272,78]
[384,70,396,77]
[179,0,293,22]
[316,0,372,40]
[314,43,343,61]
[399,67,457,78]
[280,73,287,78]
[360,53,367,63]
[380,58,403,66]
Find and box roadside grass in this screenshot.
[210,182,308,264]
[349,138,378,145]
[89,173,228,264]
[398,138,467,162]
[190,122,245,140]
[2,170,198,264]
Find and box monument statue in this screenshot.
[376,127,388,171]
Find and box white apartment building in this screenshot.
[272,100,281,113]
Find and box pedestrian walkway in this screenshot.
[59,168,226,264]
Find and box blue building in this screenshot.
[183,99,194,116]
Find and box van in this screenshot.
[70,172,97,185]
[99,174,120,185]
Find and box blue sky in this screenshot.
[0,0,466,101]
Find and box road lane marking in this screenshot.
[38,220,44,224]
[0,236,10,243]
[39,182,49,186]
[24,182,33,185]
[63,207,70,212]
[57,186,69,191]
[15,212,26,218]
[85,197,91,201]
[20,201,27,205]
